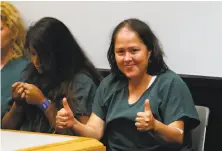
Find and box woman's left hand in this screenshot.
[23,83,46,105]
[135,99,156,131]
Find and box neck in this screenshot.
[1,47,13,69]
[128,73,152,90]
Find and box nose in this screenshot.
[124,52,132,62]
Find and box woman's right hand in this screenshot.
[56,98,77,129]
[12,82,26,106]
[12,82,26,99]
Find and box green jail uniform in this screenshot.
[1,57,28,120]
[19,72,98,133]
[92,70,200,151]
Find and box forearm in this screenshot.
[2,103,25,129]
[153,120,183,144]
[72,120,100,140]
[44,103,57,129]
[56,116,89,135]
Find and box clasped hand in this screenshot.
[12,82,46,105]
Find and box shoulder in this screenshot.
[100,73,116,87]
[154,70,189,94]
[158,70,183,81]
[12,57,29,65]
[98,73,127,95]
[73,71,97,86]
[10,57,29,70]
[6,57,29,75]
[157,70,186,86]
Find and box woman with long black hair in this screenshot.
[2,17,102,134]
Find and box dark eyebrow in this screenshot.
[128,46,139,49]
[115,47,124,50]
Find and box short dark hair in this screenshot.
[107,18,168,76]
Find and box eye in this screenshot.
[116,49,125,55]
[130,48,139,54]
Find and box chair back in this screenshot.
[192,105,210,151]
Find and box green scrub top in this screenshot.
[92,70,200,151]
[1,57,28,120]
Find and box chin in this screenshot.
[123,72,138,79]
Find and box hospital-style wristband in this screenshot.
[38,99,51,112]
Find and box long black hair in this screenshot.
[107,18,168,76]
[23,17,101,121]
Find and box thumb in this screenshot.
[62,98,70,110]
[144,99,151,112]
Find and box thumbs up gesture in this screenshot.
[56,98,76,129]
[135,99,156,131]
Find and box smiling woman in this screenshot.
[100,19,200,150]
[114,26,151,80]
[56,18,200,151]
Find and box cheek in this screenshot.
[31,55,34,62]
[31,56,39,65]
[135,53,149,67]
[115,55,124,67]
[31,57,35,65]
[144,55,149,66]
[1,31,12,48]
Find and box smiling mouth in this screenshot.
[125,64,134,67]
[124,65,135,69]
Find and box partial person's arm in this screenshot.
[2,82,26,129]
[148,76,200,144]
[73,113,105,139]
[22,83,58,129]
[76,115,89,124]
[135,99,184,144]
[55,115,89,135]
[57,75,99,135]
[153,120,184,144]
[43,102,57,129]
[56,98,105,140]
[2,102,25,129]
